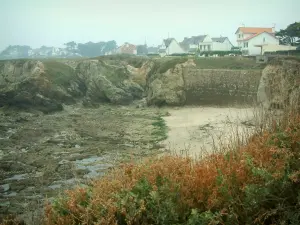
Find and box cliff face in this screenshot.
[257,58,300,110]
[146,59,262,106]
[2,57,297,112]
[0,59,145,112]
[0,60,77,113]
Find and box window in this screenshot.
[263,37,266,42]
[244,42,248,48]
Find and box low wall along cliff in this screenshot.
[184,68,262,105]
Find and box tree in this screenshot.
[276,22,300,46]
[64,41,77,50]
[77,41,117,57]
[137,45,148,55]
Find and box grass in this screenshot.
[95,55,148,68]
[149,57,188,74]
[42,61,76,87]
[151,115,168,142]
[31,108,300,225]
[194,57,266,70]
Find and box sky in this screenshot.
[0,0,299,51]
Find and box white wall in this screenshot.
[212,38,233,51]
[199,35,213,51]
[167,40,185,55]
[247,33,279,55]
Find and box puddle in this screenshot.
[4,173,28,181]
[48,184,62,190]
[3,192,17,197]
[74,156,113,179]
[0,184,10,192]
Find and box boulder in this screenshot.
[257,58,300,110]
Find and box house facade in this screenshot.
[235,27,279,55]
[159,38,185,56]
[180,35,213,53]
[180,35,233,52]
[106,42,137,55]
[115,43,137,55]
[211,37,233,51]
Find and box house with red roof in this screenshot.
[106,42,137,55]
[235,27,279,55]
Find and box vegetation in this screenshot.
[151,115,168,142]
[95,55,147,68]
[37,109,300,225]
[194,57,265,70]
[43,61,76,87]
[198,50,242,56]
[276,22,300,46]
[149,57,189,74]
[77,41,117,57]
[265,50,300,57]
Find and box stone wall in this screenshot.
[184,68,262,105]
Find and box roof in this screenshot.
[181,35,207,45]
[180,35,208,51]
[235,27,273,34]
[211,37,228,43]
[242,31,277,41]
[163,38,175,48]
[117,42,137,53]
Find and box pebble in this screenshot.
[0,184,10,192]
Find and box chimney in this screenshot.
[272,23,276,33]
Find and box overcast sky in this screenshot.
[0,0,299,51]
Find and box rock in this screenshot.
[0,184,10,192]
[0,60,77,113]
[133,98,147,108]
[146,60,192,106]
[257,58,300,110]
[76,60,144,105]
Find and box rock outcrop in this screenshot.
[257,58,300,110]
[76,60,144,105]
[146,59,194,106]
[145,59,261,106]
[0,60,77,113]
[0,59,145,112]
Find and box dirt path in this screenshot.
[162,107,257,158]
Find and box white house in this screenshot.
[180,35,233,52]
[105,42,137,55]
[159,38,185,56]
[235,27,279,55]
[180,35,213,53]
[211,37,233,51]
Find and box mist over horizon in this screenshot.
[1,0,299,52]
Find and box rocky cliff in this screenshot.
[0,60,77,113]
[146,59,262,106]
[4,57,297,112]
[257,58,300,110]
[0,58,145,112]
